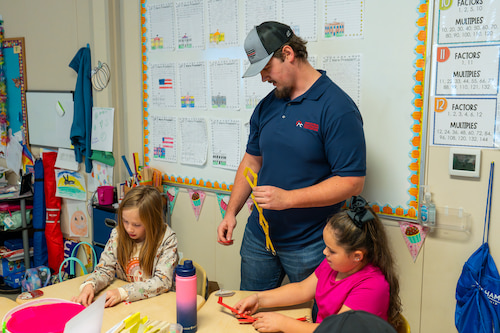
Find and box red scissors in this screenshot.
[217,296,309,324]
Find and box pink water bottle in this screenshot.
[176,260,197,332]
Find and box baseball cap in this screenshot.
[314,311,397,333]
[242,21,294,78]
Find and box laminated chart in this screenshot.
[437,0,500,44]
[430,44,500,148]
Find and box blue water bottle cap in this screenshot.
[176,260,196,277]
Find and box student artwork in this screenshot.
[216,193,230,219]
[188,188,205,220]
[246,198,254,215]
[55,170,87,201]
[165,185,179,215]
[399,222,428,262]
[65,199,89,238]
[89,160,114,193]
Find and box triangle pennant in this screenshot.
[399,221,428,262]
[246,197,254,215]
[216,193,230,219]
[164,185,179,215]
[188,189,205,220]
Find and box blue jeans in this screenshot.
[239,225,325,291]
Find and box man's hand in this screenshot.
[252,186,290,210]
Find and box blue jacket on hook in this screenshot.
[69,46,93,173]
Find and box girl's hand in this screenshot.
[104,288,122,307]
[71,284,94,307]
[252,312,288,332]
[234,293,259,315]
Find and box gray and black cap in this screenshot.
[242,21,294,78]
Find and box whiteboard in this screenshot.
[26,91,74,149]
[141,0,429,221]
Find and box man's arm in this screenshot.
[252,175,364,211]
[217,153,262,243]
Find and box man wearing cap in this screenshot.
[217,21,366,291]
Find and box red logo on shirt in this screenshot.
[304,122,319,132]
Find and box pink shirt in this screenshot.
[314,259,390,323]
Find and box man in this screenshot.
[217,21,366,290]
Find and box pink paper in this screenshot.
[7,303,85,333]
[399,222,428,262]
[188,189,205,220]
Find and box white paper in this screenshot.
[64,292,106,333]
[207,0,239,48]
[55,148,80,171]
[175,0,205,50]
[178,61,208,109]
[150,63,177,109]
[322,54,362,107]
[55,170,87,201]
[244,0,278,36]
[91,107,114,152]
[209,59,240,109]
[210,119,241,170]
[150,115,177,162]
[6,133,23,175]
[147,1,176,52]
[281,0,317,41]
[88,160,114,193]
[322,0,365,39]
[180,117,208,166]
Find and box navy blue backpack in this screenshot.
[455,162,500,332]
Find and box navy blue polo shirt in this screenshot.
[246,70,366,251]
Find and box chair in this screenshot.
[395,312,410,333]
[179,258,208,300]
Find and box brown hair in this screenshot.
[273,34,309,61]
[326,207,402,328]
[116,186,166,277]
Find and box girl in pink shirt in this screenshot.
[234,196,402,333]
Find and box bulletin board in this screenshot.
[2,37,28,145]
[26,91,75,149]
[141,0,430,221]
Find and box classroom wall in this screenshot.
[1,1,499,332]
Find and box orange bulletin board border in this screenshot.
[141,0,430,219]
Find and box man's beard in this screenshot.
[274,86,292,99]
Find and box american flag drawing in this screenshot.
[159,78,173,89]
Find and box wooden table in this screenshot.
[197,291,313,332]
[0,297,18,322]
[16,275,205,332]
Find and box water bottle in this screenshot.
[176,260,197,332]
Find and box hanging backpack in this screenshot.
[455,162,500,332]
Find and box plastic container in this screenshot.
[176,260,197,332]
[97,186,114,205]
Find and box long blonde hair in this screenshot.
[327,205,402,328]
[116,186,166,277]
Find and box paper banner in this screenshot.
[216,193,230,219]
[164,185,179,215]
[246,198,254,214]
[399,222,428,262]
[188,189,206,220]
